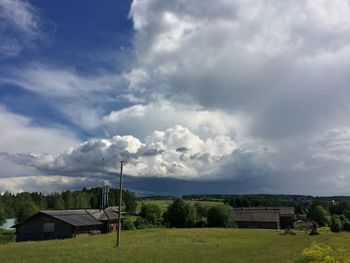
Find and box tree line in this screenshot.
[123,199,233,230]
[0,187,137,224]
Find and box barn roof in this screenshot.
[40,210,103,227]
[235,207,295,215]
[87,207,124,221]
[277,207,295,215]
[13,207,125,228]
[233,210,280,223]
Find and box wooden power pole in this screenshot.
[116,160,125,248]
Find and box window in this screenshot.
[43,222,54,233]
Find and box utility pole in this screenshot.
[116,160,125,248]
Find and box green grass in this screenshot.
[1,228,350,263]
[136,199,224,213]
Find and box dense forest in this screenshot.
[0,187,137,224]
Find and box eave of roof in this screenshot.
[38,210,103,227]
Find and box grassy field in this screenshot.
[136,199,224,212]
[1,228,350,263]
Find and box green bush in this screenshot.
[343,221,350,231]
[163,199,197,228]
[193,218,208,228]
[307,206,330,227]
[207,205,233,228]
[330,215,343,232]
[140,204,162,225]
[134,217,150,229]
[122,218,135,230]
[194,202,209,218]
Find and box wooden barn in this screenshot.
[277,207,295,229]
[233,209,281,229]
[13,208,124,242]
[232,207,295,230]
[86,207,121,233]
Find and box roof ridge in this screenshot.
[85,209,102,223]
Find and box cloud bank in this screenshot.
[4,124,238,180]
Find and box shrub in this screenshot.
[207,205,233,228]
[194,202,209,218]
[297,243,334,262]
[295,243,350,262]
[134,217,152,229]
[122,218,135,230]
[140,204,162,226]
[307,206,330,227]
[343,221,350,232]
[330,215,343,232]
[163,199,197,228]
[193,218,208,228]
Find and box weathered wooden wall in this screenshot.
[16,214,73,242]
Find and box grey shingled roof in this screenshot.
[41,210,103,227]
[87,207,124,221]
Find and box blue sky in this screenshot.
[0,0,133,138]
[2,0,350,196]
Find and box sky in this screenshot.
[1,0,350,196]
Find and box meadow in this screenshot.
[1,228,350,263]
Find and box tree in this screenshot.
[163,199,196,228]
[0,203,6,225]
[74,192,90,208]
[194,202,209,218]
[62,191,74,209]
[207,205,233,227]
[124,191,137,213]
[17,201,38,224]
[53,194,65,210]
[308,206,330,226]
[140,204,162,225]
